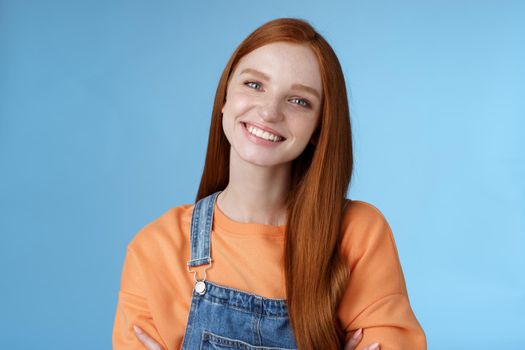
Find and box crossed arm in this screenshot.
[132,324,381,350]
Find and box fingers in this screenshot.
[344,328,381,350]
[362,342,380,350]
[133,325,164,350]
[344,328,363,350]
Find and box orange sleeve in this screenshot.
[112,247,168,350]
[339,202,427,350]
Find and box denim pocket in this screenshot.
[200,330,297,350]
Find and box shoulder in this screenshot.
[340,199,397,260]
[118,203,196,297]
[127,203,195,257]
[342,199,391,233]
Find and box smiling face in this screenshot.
[221,41,323,168]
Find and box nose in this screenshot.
[257,97,284,122]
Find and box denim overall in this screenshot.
[181,190,298,350]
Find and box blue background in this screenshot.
[1,0,523,349]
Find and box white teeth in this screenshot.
[246,124,283,142]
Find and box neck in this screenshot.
[217,150,291,227]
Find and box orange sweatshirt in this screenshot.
[112,199,426,349]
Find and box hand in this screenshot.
[133,324,381,350]
[345,328,381,350]
[133,325,164,350]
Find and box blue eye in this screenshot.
[245,81,262,90]
[290,97,310,108]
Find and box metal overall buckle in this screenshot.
[187,259,213,295]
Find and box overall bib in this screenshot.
[181,191,298,350]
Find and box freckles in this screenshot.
[230,94,252,113]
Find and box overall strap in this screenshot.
[187,190,221,268]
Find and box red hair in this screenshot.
[196,18,353,349]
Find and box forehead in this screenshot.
[233,42,322,93]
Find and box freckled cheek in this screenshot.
[224,93,254,116]
[289,118,318,139]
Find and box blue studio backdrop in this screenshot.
[1,1,524,349]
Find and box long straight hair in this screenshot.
[195,18,353,349]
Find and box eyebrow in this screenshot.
[239,68,322,100]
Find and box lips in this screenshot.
[241,121,286,140]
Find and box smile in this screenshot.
[242,122,285,142]
[240,122,286,147]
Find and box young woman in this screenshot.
[112,18,426,350]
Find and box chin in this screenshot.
[243,153,295,169]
